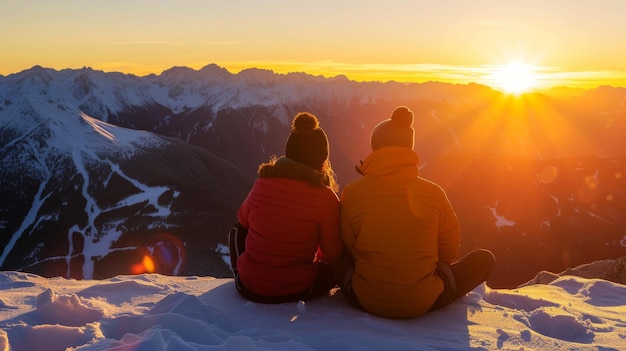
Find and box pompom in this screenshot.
[390,106,413,127]
[292,112,319,134]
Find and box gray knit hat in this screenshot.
[370,106,415,151]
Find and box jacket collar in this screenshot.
[359,147,420,182]
[258,156,331,187]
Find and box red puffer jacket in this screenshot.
[237,157,343,296]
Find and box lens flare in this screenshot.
[129,233,186,276]
[131,255,156,274]
[538,166,559,184]
[152,233,185,274]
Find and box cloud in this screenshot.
[104,41,184,46]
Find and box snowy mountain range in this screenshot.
[1,64,625,287]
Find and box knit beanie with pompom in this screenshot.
[285,112,329,170]
[370,106,415,151]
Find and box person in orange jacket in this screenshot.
[338,106,495,318]
[229,112,344,303]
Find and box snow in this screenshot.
[0,105,178,279]
[486,204,516,229]
[1,272,625,351]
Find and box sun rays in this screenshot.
[482,62,540,95]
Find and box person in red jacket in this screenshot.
[229,112,344,303]
[338,106,495,318]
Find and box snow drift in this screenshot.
[1,261,625,350]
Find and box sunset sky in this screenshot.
[2,0,626,91]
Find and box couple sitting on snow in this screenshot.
[228,107,495,319]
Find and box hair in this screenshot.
[263,155,339,193]
[321,159,339,193]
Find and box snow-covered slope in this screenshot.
[1,262,626,350]
[0,88,251,279]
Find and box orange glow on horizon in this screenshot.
[0,56,626,94]
[6,60,625,91]
[197,61,626,90]
[3,1,626,90]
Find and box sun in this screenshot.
[490,62,538,95]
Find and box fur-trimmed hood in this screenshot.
[258,156,331,188]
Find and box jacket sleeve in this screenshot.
[317,193,343,263]
[339,190,357,257]
[237,189,253,229]
[437,191,461,264]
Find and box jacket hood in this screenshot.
[258,156,332,188]
[359,147,420,182]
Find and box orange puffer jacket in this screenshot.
[237,157,343,296]
[340,147,461,318]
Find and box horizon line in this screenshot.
[3,61,626,92]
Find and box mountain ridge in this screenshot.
[1,64,625,287]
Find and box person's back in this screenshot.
[238,158,341,296]
[339,106,494,318]
[231,112,344,303]
[341,147,461,318]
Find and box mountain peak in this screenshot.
[198,64,233,78]
[161,65,195,75]
[15,65,54,87]
[236,67,280,85]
